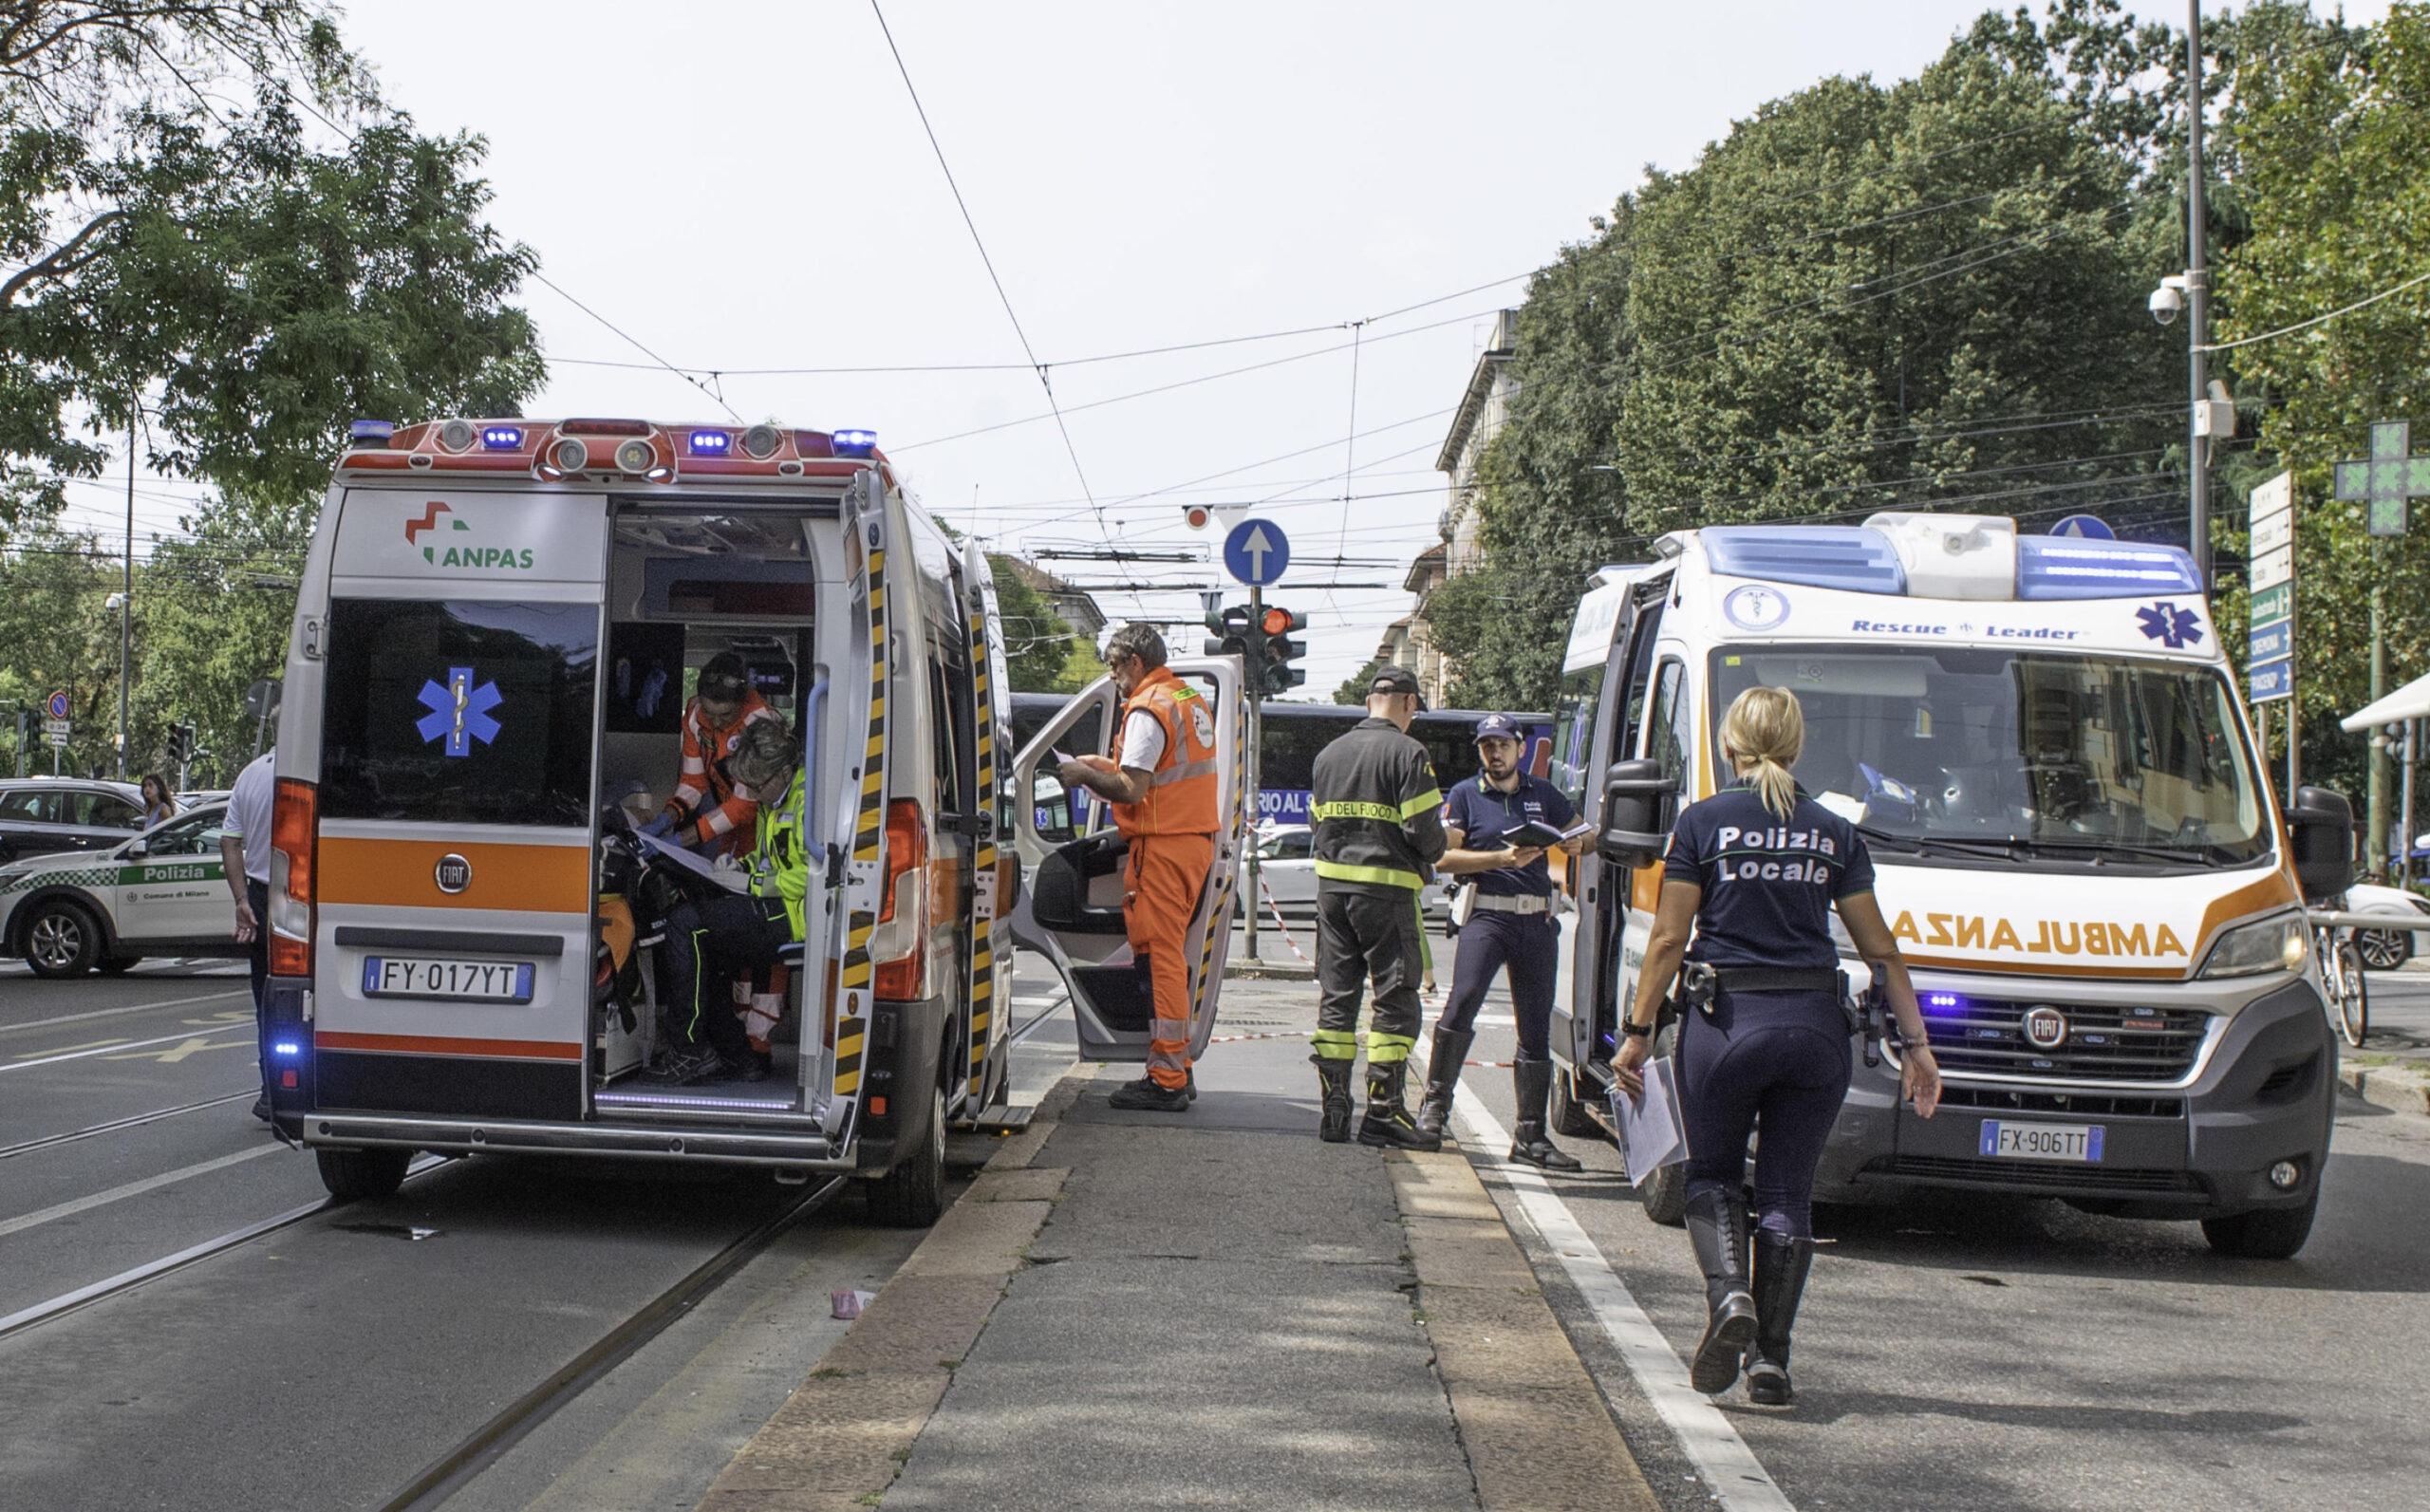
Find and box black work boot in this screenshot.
[1313,1056,1355,1143]
[1507,1057,1584,1171]
[1108,1073,1191,1112]
[1746,1231,1816,1406]
[1684,1188,1759,1394]
[1413,1029,1473,1150]
[1356,1061,1432,1149]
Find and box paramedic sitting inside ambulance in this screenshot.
[647,719,807,1086]
[644,652,780,857]
[1056,623,1220,1113]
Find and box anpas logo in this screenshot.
[405,502,534,571]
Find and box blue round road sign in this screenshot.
[45,689,69,720]
[1223,517,1290,587]
[2050,513,2117,540]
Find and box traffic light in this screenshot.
[1259,607,1307,695]
[1204,603,1256,663]
[166,722,193,765]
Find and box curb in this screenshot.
[1388,1149,1661,1512]
[693,1072,1088,1512]
[1226,957,1317,980]
[2342,1061,2430,1117]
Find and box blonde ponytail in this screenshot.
[1721,686,1804,820]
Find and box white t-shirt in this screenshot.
[1117,710,1167,775]
[221,750,277,885]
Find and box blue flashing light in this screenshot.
[480,425,524,451]
[348,419,395,443]
[1701,525,1907,596]
[832,427,878,457]
[271,1040,302,1056]
[687,429,732,456]
[1921,992,1965,1016]
[2016,535,2201,600]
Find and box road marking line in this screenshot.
[10,1037,130,1058]
[0,1026,251,1073]
[1424,1031,1795,1512]
[0,988,249,1037]
[103,1036,250,1064]
[0,1145,285,1240]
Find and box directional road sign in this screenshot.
[1223,518,1290,587]
[45,689,69,721]
[2249,621,2292,664]
[2250,581,2291,626]
[2249,658,2293,703]
[2049,514,2116,540]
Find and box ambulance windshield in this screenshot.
[1710,646,2268,866]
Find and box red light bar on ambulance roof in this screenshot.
[558,418,653,437]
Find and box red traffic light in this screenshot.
[1261,607,1300,636]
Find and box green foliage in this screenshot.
[131,490,313,783]
[1333,657,1387,705]
[987,555,1088,693]
[1,2,544,527]
[0,528,120,774]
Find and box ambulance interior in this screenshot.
[590,505,833,1111]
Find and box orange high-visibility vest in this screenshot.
[1110,667,1220,837]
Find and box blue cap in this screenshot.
[1473,714,1523,743]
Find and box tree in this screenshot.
[986,555,1088,693]
[132,488,313,782]
[0,526,120,774]
[1334,657,1387,705]
[2,2,544,528]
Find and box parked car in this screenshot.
[0,778,150,865]
[1243,825,1448,922]
[2343,881,2430,971]
[0,801,243,977]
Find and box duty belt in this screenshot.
[1710,965,1843,995]
[1470,893,1551,916]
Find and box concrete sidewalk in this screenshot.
[698,980,1655,1511]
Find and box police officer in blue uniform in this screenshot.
[1617,686,1940,1406]
[1415,714,1587,1167]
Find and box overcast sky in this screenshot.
[65,1,2390,694]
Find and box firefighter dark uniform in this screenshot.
[1309,674,1446,1146]
[1108,665,1221,1100]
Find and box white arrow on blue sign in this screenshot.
[2249,657,2294,703]
[1223,517,1290,587]
[2248,620,2292,663]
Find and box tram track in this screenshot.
[375,1173,850,1512]
[0,1089,255,1162]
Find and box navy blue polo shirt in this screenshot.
[1444,772,1574,898]
[1661,784,1875,968]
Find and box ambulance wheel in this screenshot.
[24,899,103,978]
[1638,1022,1689,1225]
[2201,1190,2318,1260]
[864,1085,947,1228]
[1549,1065,1600,1139]
[316,1147,413,1202]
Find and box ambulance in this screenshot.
[1549,513,2353,1259]
[261,417,1245,1223]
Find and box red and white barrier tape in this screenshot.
[1253,874,1316,965]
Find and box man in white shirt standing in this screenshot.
[218,749,277,1121]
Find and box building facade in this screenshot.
[1389,308,1520,705]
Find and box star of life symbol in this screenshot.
[2135,600,2203,650]
[416,665,502,756]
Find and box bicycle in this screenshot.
[2313,921,2369,1049]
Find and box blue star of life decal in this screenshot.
[416,665,503,757]
[2135,600,2204,650]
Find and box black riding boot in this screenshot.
[1746,1231,1816,1406]
[1313,1055,1355,1143]
[1684,1187,1759,1394]
[1413,1029,1472,1151]
[1357,1061,1431,1149]
[1508,1057,1585,1170]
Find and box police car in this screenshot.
[0,801,244,977]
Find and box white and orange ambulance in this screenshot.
[1550,513,2354,1258]
[261,418,1244,1223]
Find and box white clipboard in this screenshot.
[1608,1056,1689,1187]
[636,831,751,894]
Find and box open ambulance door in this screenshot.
[958,541,1017,1113]
[1007,657,1246,1062]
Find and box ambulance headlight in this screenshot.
[2198,913,2308,979]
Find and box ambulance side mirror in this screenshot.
[2286,785,2356,902]
[1598,758,1675,869]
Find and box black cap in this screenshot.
[699,652,749,701]
[1370,665,1427,711]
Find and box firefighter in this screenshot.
[647,719,807,1085]
[1308,665,1446,1147]
[1418,714,1586,1167]
[645,652,780,857]
[1617,686,1941,1404]
[1057,624,1220,1112]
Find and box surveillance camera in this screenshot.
[2148,284,2183,326]
[104,592,126,611]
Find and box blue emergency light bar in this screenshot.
[687,429,732,456]
[833,428,878,457]
[2014,535,2202,600]
[348,419,394,443]
[1701,525,1907,595]
[1921,993,1965,1015]
[272,1040,302,1056]
[480,425,524,450]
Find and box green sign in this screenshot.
[2250,581,2291,625]
[2333,420,2430,539]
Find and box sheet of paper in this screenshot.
[1609,1055,1690,1187]
[636,831,750,893]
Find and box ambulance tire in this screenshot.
[315,1147,412,1203]
[1639,1021,1690,1227]
[1549,1065,1601,1139]
[2201,1189,2318,1260]
[864,1085,947,1228]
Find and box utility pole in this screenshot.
[2184,0,2213,588]
[119,393,135,780]
[1243,584,1265,961]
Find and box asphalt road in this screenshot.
[1413,936,2430,1512]
[0,955,1078,1512]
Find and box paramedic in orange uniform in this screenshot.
[644,652,781,856]
[1058,624,1219,1113]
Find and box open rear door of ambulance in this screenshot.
[1008,657,1246,1061]
[957,540,1017,1114]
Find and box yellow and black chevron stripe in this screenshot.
[834,516,889,1099]
[965,598,1000,1097]
[1187,681,1250,1023]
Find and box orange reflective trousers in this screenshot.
[1125,832,1213,1091]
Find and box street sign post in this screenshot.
[1223,518,1290,588]
[2331,424,2430,871]
[2247,472,2297,806]
[1219,519,1289,959]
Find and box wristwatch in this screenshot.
[1621,1018,1654,1039]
